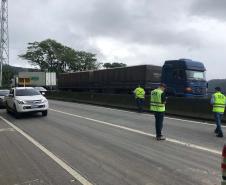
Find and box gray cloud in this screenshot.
[7,0,226,79]
[10,0,200,48]
[57,0,200,47]
[190,0,226,21]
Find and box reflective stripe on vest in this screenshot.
[150,88,165,112]
[135,87,145,99]
[213,92,226,113]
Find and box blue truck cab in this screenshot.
[161,59,207,96]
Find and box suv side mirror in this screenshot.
[41,92,45,95]
[9,94,14,97]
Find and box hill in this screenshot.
[3,65,38,74]
[2,65,39,88]
[208,79,226,93]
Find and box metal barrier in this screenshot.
[46,91,226,123]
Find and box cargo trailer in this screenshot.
[58,59,208,96]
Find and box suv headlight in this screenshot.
[41,99,48,103]
[17,100,25,104]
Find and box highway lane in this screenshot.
[49,100,225,152]
[0,99,223,185]
[0,116,82,185]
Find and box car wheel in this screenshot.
[13,104,20,119]
[42,110,48,117]
[6,108,10,114]
[6,102,10,114]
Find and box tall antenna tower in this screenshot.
[0,0,9,87]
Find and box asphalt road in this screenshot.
[0,99,224,185]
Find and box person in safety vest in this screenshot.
[150,83,167,140]
[133,85,145,112]
[211,87,226,137]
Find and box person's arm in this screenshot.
[133,88,136,94]
[161,92,166,104]
[210,95,214,105]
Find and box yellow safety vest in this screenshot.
[213,92,226,113]
[150,88,165,112]
[134,87,145,99]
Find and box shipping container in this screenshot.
[18,72,56,87]
[92,65,161,90]
[58,71,92,90]
[58,65,161,93]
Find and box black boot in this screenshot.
[216,133,224,138]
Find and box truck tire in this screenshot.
[42,110,48,117]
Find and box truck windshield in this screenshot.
[16,89,41,96]
[186,70,206,81]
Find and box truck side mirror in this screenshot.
[163,64,173,69]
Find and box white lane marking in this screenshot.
[49,108,221,155]
[14,179,41,185]
[0,127,15,132]
[50,100,221,127]
[0,116,93,185]
[164,116,217,127]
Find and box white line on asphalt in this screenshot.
[0,116,93,185]
[15,179,40,185]
[0,128,15,132]
[164,116,217,127]
[97,107,221,127]
[49,108,221,156]
[50,100,222,127]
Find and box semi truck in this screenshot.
[12,72,57,89]
[58,59,207,96]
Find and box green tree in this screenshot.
[103,62,127,69]
[67,51,100,71]
[103,63,112,69]
[19,39,99,73]
[2,65,14,88]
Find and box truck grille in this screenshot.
[194,87,205,94]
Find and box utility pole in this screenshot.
[0,0,9,87]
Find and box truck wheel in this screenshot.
[42,110,48,117]
[13,104,20,119]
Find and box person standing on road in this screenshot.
[133,85,145,112]
[150,83,167,140]
[211,87,226,138]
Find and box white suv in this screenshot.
[5,87,49,118]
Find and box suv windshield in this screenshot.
[16,89,40,96]
[186,70,206,81]
[34,87,47,91]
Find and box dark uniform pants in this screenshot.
[154,112,165,137]
[136,98,144,112]
[214,112,223,135]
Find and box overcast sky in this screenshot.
[9,0,226,79]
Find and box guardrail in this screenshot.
[46,91,226,123]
